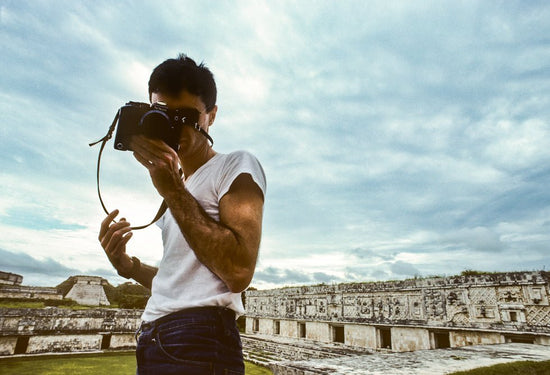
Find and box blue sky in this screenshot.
[1,1,549,288]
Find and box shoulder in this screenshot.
[224,150,262,165]
[217,150,266,198]
[221,151,264,176]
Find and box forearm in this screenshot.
[124,257,158,290]
[164,184,251,292]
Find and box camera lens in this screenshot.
[139,110,171,140]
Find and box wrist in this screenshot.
[163,183,187,207]
[118,256,141,279]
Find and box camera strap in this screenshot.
[89,110,168,230]
[192,123,214,146]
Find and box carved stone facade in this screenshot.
[245,272,550,352]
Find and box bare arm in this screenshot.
[131,137,264,292]
[164,173,264,292]
[131,262,158,290]
[98,210,158,290]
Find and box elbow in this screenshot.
[226,267,254,293]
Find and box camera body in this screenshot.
[113,101,201,151]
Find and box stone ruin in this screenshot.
[0,271,23,286]
[1,270,550,374]
[0,274,111,306]
[0,272,140,356]
[0,271,62,301]
[62,276,110,306]
[0,307,141,355]
[243,271,550,372]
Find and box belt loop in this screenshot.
[135,323,143,343]
[220,307,232,336]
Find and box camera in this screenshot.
[113,101,201,151]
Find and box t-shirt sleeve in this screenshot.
[155,211,165,228]
[217,151,267,200]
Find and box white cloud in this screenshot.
[1,0,549,289]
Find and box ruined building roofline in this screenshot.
[0,285,60,293]
[247,270,549,295]
[67,275,108,280]
[0,270,23,286]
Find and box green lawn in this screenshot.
[448,360,550,375]
[0,352,272,375]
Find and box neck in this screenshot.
[180,146,217,180]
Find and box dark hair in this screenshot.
[148,54,217,112]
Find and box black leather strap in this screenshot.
[193,123,214,146]
[89,110,167,230]
[89,109,213,230]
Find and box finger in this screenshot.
[105,229,132,258]
[101,218,130,243]
[133,136,179,163]
[103,221,131,250]
[101,221,131,250]
[135,135,172,153]
[131,138,162,162]
[112,232,133,257]
[133,151,154,169]
[99,209,119,240]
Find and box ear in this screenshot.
[207,105,218,128]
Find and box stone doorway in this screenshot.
[14,336,29,354]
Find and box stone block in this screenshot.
[344,324,376,348]
[450,331,504,347]
[0,336,17,355]
[110,333,136,349]
[27,334,102,354]
[303,322,330,342]
[391,327,431,352]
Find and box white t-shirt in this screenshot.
[141,151,266,322]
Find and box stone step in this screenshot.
[242,333,373,365]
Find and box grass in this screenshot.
[0,301,47,309]
[448,360,550,375]
[0,351,272,375]
[1,351,548,375]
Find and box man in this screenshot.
[98,54,266,375]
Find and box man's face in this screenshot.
[151,91,217,157]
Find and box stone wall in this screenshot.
[0,307,141,335]
[0,285,63,300]
[110,333,137,349]
[27,334,103,354]
[0,307,142,355]
[0,337,17,356]
[245,271,550,352]
[0,271,23,286]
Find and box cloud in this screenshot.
[389,261,421,277]
[1,207,86,231]
[1,1,550,289]
[252,266,347,287]
[253,267,312,285]
[440,227,505,253]
[0,248,79,285]
[0,247,136,287]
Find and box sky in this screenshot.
[1,0,549,289]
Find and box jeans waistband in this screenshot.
[140,306,236,332]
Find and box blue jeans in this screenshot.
[135,306,244,375]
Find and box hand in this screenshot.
[99,209,133,274]
[130,135,183,198]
